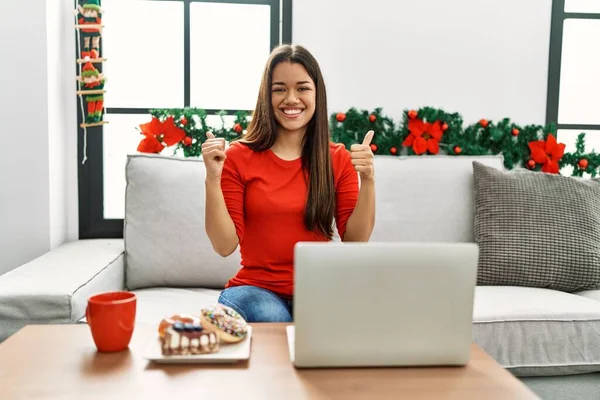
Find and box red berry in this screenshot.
[336,113,346,122]
[183,136,192,146]
[181,117,188,126]
[512,128,519,136]
[527,159,536,169]
[578,159,589,169]
[407,110,417,119]
[442,123,449,131]
[369,114,376,123]
[390,147,397,155]
[233,123,243,133]
[454,146,462,154]
[370,144,378,152]
[479,119,489,128]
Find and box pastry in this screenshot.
[200,304,248,344]
[158,314,200,339]
[161,322,219,356]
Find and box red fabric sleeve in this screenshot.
[333,146,359,240]
[220,144,246,241]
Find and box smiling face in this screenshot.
[271,61,316,135]
[83,75,99,84]
[83,8,98,18]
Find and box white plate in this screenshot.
[143,326,252,364]
[286,325,295,362]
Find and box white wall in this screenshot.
[0,0,51,274]
[293,0,553,125]
[0,0,77,275]
[47,0,79,249]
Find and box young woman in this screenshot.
[202,44,375,322]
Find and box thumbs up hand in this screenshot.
[202,132,227,183]
[350,130,375,181]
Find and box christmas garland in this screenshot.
[137,108,248,158]
[332,107,599,177]
[136,107,600,177]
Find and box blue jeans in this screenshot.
[218,285,293,323]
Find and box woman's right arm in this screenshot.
[205,179,238,257]
[203,133,242,257]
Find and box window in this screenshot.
[547,0,600,173]
[78,0,292,238]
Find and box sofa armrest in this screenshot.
[0,239,125,342]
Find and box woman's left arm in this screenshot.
[343,131,376,242]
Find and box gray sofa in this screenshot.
[2,154,600,400]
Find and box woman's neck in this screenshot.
[271,126,305,160]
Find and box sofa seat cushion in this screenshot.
[0,240,125,342]
[131,287,221,325]
[473,286,600,377]
[576,290,600,302]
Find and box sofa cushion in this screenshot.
[130,287,221,325]
[124,154,242,290]
[124,154,504,289]
[473,162,600,292]
[576,290,600,302]
[473,286,600,377]
[521,372,600,400]
[0,240,125,341]
[371,155,504,242]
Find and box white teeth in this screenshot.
[283,109,302,115]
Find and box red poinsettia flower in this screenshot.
[528,134,565,174]
[137,116,186,153]
[139,116,164,137]
[402,119,444,155]
[137,135,164,153]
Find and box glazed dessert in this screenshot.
[158,314,200,339]
[200,304,248,344]
[161,322,219,356]
[157,305,248,356]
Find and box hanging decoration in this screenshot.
[74,0,107,164]
[78,62,105,123]
[77,0,102,60]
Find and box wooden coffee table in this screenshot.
[0,323,538,399]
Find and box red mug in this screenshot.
[86,291,137,352]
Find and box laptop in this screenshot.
[288,242,478,368]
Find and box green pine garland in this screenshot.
[143,106,599,177]
[149,108,247,158]
[331,106,598,177]
[330,108,397,154]
[561,133,600,177]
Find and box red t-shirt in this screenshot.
[220,141,359,297]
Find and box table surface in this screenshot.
[0,323,539,400]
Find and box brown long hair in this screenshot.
[240,44,335,239]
